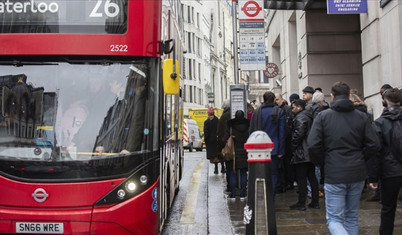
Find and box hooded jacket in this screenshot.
[224,117,250,169]
[291,109,313,164]
[307,95,380,184]
[367,105,402,182]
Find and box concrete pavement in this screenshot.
[163,152,402,234]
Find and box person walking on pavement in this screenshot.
[289,99,320,211]
[204,107,223,174]
[367,88,402,235]
[218,99,231,190]
[224,110,250,199]
[249,91,286,194]
[307,81,380,235]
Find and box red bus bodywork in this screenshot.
[0,0,162,57]
[0,175,160,234]
[0,1,172,234]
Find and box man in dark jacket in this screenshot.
[367,88,402,235]
[289,99,319,211]
[249,91,286,194]
[275,93,294,192]
[204,107,221,174]
[307,82,380,235]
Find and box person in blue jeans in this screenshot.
[307,82,380,235]
[224,110,250,199]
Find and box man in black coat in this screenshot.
[289,99,319,211]
[367,88,402,235]
[307,81,380,235]
[204,107,221,174]
[275,93,294,192]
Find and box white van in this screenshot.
[183,119,203,152]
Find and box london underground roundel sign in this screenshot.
[241,1,262,18]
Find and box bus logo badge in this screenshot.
[32,188,49,203]
[152,188,158,199]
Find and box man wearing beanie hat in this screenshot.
[302,86,314,104]
[289,93,300,103]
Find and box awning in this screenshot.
[264,0,327,10]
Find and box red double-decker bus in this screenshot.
[0,0,184,234]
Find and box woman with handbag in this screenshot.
[223,110,250,199]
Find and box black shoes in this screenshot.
[221,166,226,174]
[289,203,306,211]
[366,195,380,202]
[214,166,218,174]
[307,203,320,209]
[286,184,294,190]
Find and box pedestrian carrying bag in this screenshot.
[221,127,235,161]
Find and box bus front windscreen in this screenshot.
[0,59,159,182]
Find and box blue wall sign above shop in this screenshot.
[327,0,367,14]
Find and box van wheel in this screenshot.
[189,144,193,152]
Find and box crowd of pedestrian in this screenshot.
[203,81,402,235]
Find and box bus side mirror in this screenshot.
[163,59,180,95]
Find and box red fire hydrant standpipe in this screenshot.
[244,131,277,235]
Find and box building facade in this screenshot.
[261,0,402,118]
[181,0,234,116]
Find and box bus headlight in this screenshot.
[140,175,148,185]
[117,189,125,199]
[126,182,136,193]
[95,162,156,205]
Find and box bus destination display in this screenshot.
[0,0,127,34]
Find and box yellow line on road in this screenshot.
[180,161,204,224]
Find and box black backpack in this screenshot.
[391,119,402,162]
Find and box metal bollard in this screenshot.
[244,131,277,235]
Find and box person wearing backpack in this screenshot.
[249,91,286,195]
[368,88,402,235]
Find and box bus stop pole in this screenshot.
[244,131,277,235]
[232,0,239,84]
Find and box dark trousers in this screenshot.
[229,168,248,197]
[295,162,319,205]
[284,154,295,187]
[380,176,402,235]
[270,155,282,195]
[225,161,232,191]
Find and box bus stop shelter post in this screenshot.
[244,131,277,235]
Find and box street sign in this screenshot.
[238,0,266,71]
[327,0,368,14]
[263,63,279,78]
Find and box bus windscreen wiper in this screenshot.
[0,61,58,66]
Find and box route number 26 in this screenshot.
[90,0,120,18]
